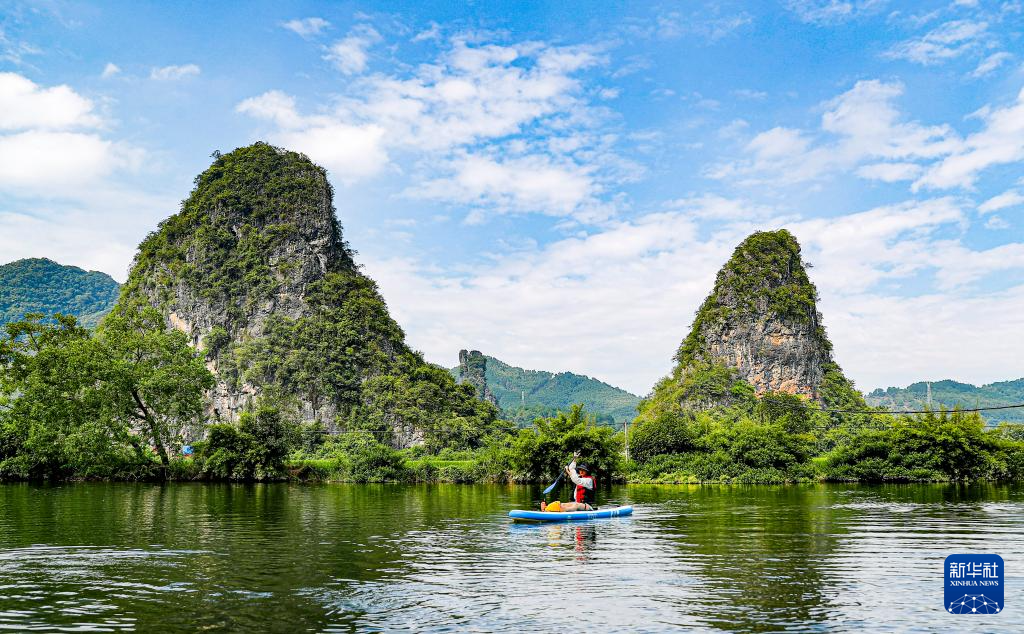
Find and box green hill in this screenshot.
[451,354,640,426]
[0,258,120,330]
[866,379,1024,425]
[114,142,499,448]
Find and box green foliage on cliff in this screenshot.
[116,142,502,454]
[450,354,640,425]
[125,142,351,310]
[0,258,120,329]
[867,378,1024,425]
[678,229,825,365]
[637,361,755,423]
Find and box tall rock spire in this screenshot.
[636,228,867,421]
[678,229,836,400]
[114,143,498,445]
[458,349,498,406]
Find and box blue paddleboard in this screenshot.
[508,505,633,522]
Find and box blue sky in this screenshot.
[2,0,1023,394]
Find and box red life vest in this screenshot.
[574,475,596,505]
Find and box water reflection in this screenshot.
[1,482,1022,632]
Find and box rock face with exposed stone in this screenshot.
[458,349,498,405]
[114,143,496,445]
[676,229,846,402]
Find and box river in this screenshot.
[0,483,1020,632]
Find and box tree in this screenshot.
[0,314,107,478]
[0,307,214,480]
[507,404,622,483]
[93,301,215,475]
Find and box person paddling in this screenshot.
[561,460,596,511]
[541,455,597,512]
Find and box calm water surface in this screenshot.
[1,482,1021,632]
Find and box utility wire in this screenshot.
[770,401,1024,416]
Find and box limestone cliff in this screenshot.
[115,143,497,446]
[457,350,498,405]
[658,229,863,409]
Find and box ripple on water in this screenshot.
[1,482,1023,632]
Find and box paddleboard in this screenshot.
[508,505,633,522]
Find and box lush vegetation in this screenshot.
[678,229,828,365]
[2,311,1021,485]
[868,378,1024,425]
[115,143,504,447]
[450,353,640,425]
[0,307,213,480]
[0,258,120,330]
[625,362,1024,483]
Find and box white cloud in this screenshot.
[275,123,388,184]
[150,64,201,81]
[665,194,774,220]
[239,36,624,222]
[718,118,750,139]
[712,80,960,186]
[236,91,389,183]
[362,195,1024,394]
[282,17,330,38]
[788,198,967,292]
[970,51,1012,78]
[413,153,600,219]
[985,215,1010,229]
[856,162,922,182]
[719,81,1024,193]
[0,186,177,282]
[628,11,753,41]
[0,72,101,130]
[412,22,441,43]
[0,26,41,65]
[915,87,1024,190]
[978,189,1024,213]
[101,62,120,79]
[784,0,885,25]
[884,19,988,65]
[0,73,141,194]
[324,25,380,75]
[732,88,767,101]
[0,131,124,189]
[821,285,1024,391]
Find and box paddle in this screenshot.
[542,451,579,496]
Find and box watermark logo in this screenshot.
[945,554,1003,615]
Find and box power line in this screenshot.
[774,401,1024,416]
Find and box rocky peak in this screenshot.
[458,349,498,405]
[126,143,355,348]
[678,229,839,401]
[115,143,498,444]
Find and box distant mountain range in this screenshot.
[0,258,121,330]
[451,354,640,426]
[866,379,1024,424]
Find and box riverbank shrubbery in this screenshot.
[626,402,1024,483]
[0,310,213,481]
[818,410,1024,482]
[285,404,624,484]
